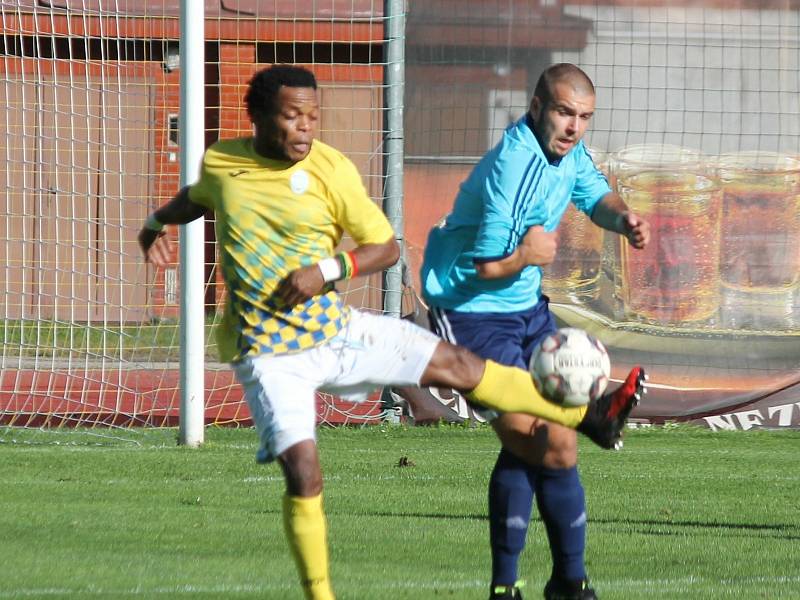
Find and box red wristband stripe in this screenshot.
[346,250,359,278]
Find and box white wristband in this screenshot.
[144,214,165,232]
[317,257,342,283]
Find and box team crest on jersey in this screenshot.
[290,169,310,194]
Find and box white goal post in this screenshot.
[178,0,205,447]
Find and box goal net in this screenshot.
[1,1,397,433]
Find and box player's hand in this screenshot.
[620,212,650,250]
[138,228,172,268]
[276,264,326,306]
[521,225,557,266]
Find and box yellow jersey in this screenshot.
[188,137,395,362]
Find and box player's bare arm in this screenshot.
[590,192,651,249]
[276,237,399,306]
[138,186,207,268]
[475,225,557,279]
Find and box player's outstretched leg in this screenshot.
[577,367,646,450]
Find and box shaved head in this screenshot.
[528,63,597,161]
[532,63,595,107]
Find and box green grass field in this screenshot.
[1,318,219,361]
[1,424,798,599]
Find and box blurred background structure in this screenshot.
[1,0,798,433]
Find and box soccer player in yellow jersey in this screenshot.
[138,65,645,600]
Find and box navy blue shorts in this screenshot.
[429,297,557,371]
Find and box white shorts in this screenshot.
[232,309,440,463]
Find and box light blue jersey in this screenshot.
[421,115,611,313]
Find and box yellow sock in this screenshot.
[283,494,335,600]
[466,360,587,427]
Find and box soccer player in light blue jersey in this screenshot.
[421,64,651,600]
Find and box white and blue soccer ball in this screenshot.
[530,328,611,407]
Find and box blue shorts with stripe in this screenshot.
[429,296,557,371]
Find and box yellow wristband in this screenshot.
[338,252,354,280]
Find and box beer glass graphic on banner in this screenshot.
[615,147,722,325]
[717,152,800,330]
[608,145,702,319]
[542,148,607,304]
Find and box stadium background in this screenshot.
[1,0,799,432]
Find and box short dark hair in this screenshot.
[533,63,595,106]
[245,65,317,119]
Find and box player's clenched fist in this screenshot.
[138,228,173,269]
[521,225,558,267]
[619,212,650,249]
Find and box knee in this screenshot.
[508,440,577,469]
[545,449,578,470]
[447,344,479,381]
[542,429,578,469]
[497,418,577,469]
[422,342,483,390]
[280,442,324,497]
[284,460,323,496]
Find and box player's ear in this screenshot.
[530,96,542,120]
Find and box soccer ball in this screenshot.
[530,328,611,407]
